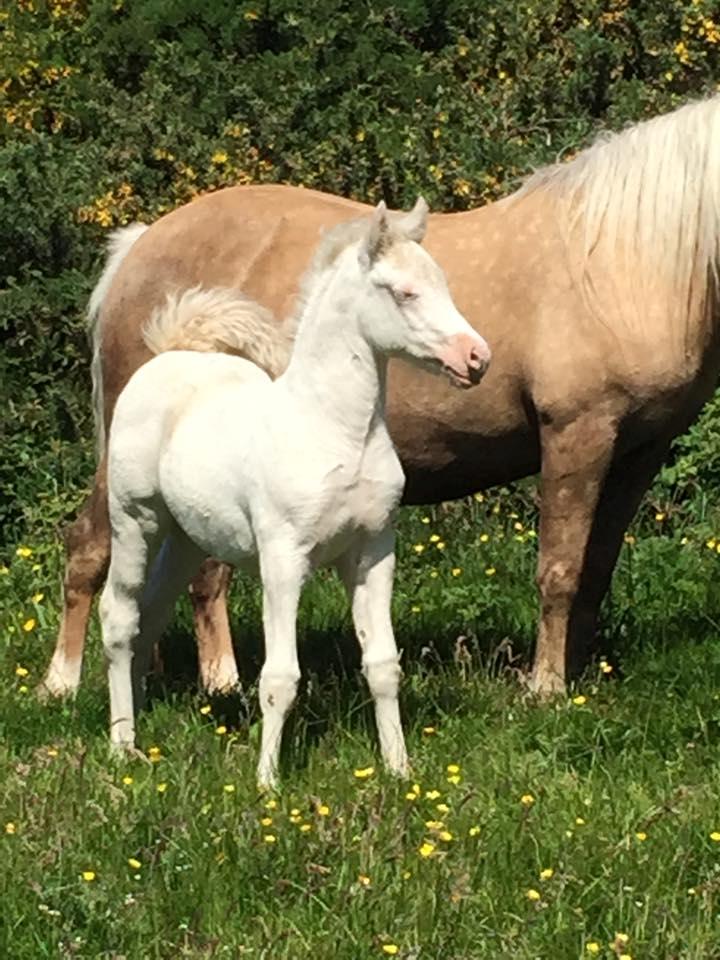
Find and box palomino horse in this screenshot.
[43,94,720,699]
[101,202,488,785]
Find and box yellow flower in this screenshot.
[156,782,168,793]
[354,766,375,780]
[430,570,439,578]
[436,803,449,814]
[223,784,236,794]
[411,605,421,614]
[81,871,96,882]
[709,831,720,841]
[425,820,444,830]
[402,870,411,879]
[635,831,647,842]
[355,130,366,142]
[405,791,418,801]
[526,888,541,901]
[599,660,613,674]
[16,546,32,558]
[575,817,586,826]
[429,534,440,543]
[468,825,481,837]
[32,592,44,603]
[358,874,371,886]
[451,567,462,577]
[413,543,425,554]
[215,725,227,735]
[0,565,8,575]
[619,955,632,960]
[199,705,212,715]
[446,764,460,774]
[264,798,278,810]
[263,834,276,843]
[22,618,36,632]
[128,858,141,870]
[147,746,161,761]
[299,823,312,833]
[572,695,587,706]
[485,567,496,576]
[211,150,228,164]
[615,933,629,944]
[447,775,461,785]
[479,533,489,542]
[5,822,16,835]
[421,516,430,524]
[47,747,58,758]
[438,830,453,842]
[539,868,554,880]
[425,789,441,800]
[436,541,446,551]
[422,726,436,735]
[418,840,435,858]
[244,10,259,20]
[260,816,273,826]
[18,685,28,694]
[382,947,399,956]
[655,511,666,522]
[520,794,535,806]
[317,804,330,816]
[586,945,600,956]
[122,775,134,786]
[15,666,29,677]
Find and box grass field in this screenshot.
[3,489,720,959]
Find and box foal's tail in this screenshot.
[142,286,293,379]
[88,222,149,461]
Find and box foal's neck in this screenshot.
[282,267,387,447]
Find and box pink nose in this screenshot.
[438,332,491,386]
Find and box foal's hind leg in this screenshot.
[338,527,409,776]
[100,506,164,749]
[133,529,207,712]
[188,560,240,694]
[41,462,111,698]
[529,410,618,696]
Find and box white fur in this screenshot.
[100,201,489,787]
[88,223,149,459]
[143,286,293,378]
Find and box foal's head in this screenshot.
[356,199,491,387]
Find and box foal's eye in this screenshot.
[391,288,417,304]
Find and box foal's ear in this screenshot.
[359,201,389,268]
[399,196,429,243]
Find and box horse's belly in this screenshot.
[309,477,402,565]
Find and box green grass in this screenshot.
[3,491,720,959]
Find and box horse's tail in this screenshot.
[142,285,292,379]
[88,222,149,461]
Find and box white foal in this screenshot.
[101,197,490,787]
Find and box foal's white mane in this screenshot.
[522,94,720,334]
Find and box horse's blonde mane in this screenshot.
[143,286,293,378]
[521,94,720,337]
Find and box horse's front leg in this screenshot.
[530,407,619,696]
[256,547,307,789]
[338,526,409,777]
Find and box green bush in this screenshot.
[1,0,719,541]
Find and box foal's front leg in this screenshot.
[256,548,307,789]
[338,527,409,776]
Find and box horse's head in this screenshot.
[357,199,491,387]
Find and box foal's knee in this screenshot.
[364,657,402,700]
[259,670,299,718]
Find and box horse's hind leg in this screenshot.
[188,559,240,694]
[41,462,110,698]
[529,409,619,696]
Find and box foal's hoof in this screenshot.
[36,673,79,701]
